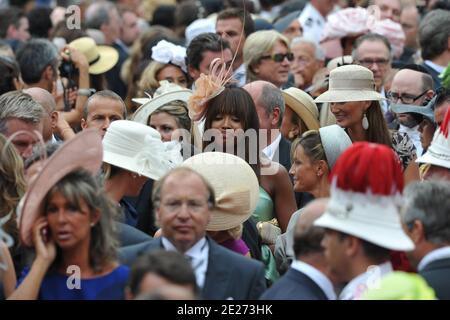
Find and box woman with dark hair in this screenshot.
[315,65,419,184]
[0,56,23,95]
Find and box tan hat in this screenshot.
[132,81,192,125]
[69,37,119,75]
[282,87,320,131]
[182,152,259,232]
[18,129,103,247]
[315,65,384,103]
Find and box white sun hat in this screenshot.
[319,124,352,169]
[182,152,259,232]
[103,120,183,180]
[416,107,450,169]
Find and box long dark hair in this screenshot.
[366,101,392,147]
[203,87,261,178]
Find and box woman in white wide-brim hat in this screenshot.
[315,64,419,184]
[102,120,182,227]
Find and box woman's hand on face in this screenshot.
[32,217,56,266]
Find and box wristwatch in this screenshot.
[77,88,96,97]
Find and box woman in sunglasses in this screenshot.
[244,30,293,88]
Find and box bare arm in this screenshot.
[8,218,56,300]
[0,241,16,298]
[404,158,420,186]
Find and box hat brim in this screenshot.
[88,46,119,75]
[315,90,385,103]
[416,149,450,169]
[282,89,320,131]
[103,150,162,180]
[390,104,435,122]
[19,130,103,247]
[132,90,192,125]
[314,212,415,251]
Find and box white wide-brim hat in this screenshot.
[416,120,450,170]
[282,87,320,131]
[103,120,182,180]
[319,125,352,169]
[132,81,192,125]
[314,186,414,251]
[182,152,259,232]
[315,65,384,103]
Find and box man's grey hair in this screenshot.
[290,37,325,61]
[419,9,450,61]
[0,91,45,134]
[15,39,59,85]
[258,84,285,127]
[85,1,116,30]
[83,90,127,120]
[402,181,450,245]
[352,33,394,61]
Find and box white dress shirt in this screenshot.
[161,237,209,288]
[339,261,393,300]
[399,124,422,156]
[424,60,446,74]
[233,63,246,88]
[299,3,326,44]
[262,133,282,161]
[291,260,337,300]
[418,246,450,272]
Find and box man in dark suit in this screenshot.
[401,181,450,300]
[261,199,336,300]
[119,167,266,300]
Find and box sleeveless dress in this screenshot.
[17,265,130,300]
[252,186,280,285]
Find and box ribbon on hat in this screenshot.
[151,40,187,72]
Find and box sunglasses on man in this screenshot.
[260,52,294,63]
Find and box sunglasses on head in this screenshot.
[260,52,294,63]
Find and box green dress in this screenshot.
[253,186,280,285]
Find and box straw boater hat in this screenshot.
[319,125,352,169]
[182,152,259,232]
[132,81,192,125]
[416,107,450,169]
[68,37,119,75]
[19,129,103,247]
[102,120,183,180]
[315,65,384,103]
[282,87,320,131]
[314,142,414,251]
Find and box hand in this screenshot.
[53,112,75,140]
[32,217,56,266]
[60,46,89,71]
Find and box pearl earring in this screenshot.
[362,113,369,130]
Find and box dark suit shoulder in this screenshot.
[260,268,328,300]
[419,258,450,300]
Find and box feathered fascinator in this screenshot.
[187,57,234,121]
[151,40,187,72]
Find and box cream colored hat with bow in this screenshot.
[182,152,259,231]
[103,120,183,180]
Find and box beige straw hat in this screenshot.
[182,152,259,232]
[282,87,320,131]
[68,37,119,75]
[315,65,384,103]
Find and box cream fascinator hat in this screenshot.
[103,120,183,180]
[182,152,259,232]
[319,124,352,169]
[132,81,192,125]
[315,65,384,103]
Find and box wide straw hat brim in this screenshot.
[132,90,192,125]
[314,212,414,251]
[315,89,384,103]
[19,129,103,247]
[282,87,320,130]
[88,45,119,75]
[182,152,259,232]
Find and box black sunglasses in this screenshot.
[260,52,294,63]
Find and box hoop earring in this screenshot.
[362,113,369,130]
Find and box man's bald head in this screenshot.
[243,80,276,102]
[293,198,329,259]
[23,87,56,114]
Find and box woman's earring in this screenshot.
[362,113,369,130]
[90,223,95,227]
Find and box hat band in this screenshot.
[329,78,375,91]
[89,54,101,66]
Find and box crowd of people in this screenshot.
[0,0,450,300]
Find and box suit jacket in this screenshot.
[274,136,291,171]
[419,257,450,300]
[119,237,267,300]
[421,63,442,89]
[260,267,328,300]
[105,42,128,99]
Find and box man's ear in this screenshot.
[408,220,426,244]
[6,25,16,39]
[51,111,59,130]
[43,65,55,82]
[80,118,87,129]
[271,107,281,126]
[345,235,360,258]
